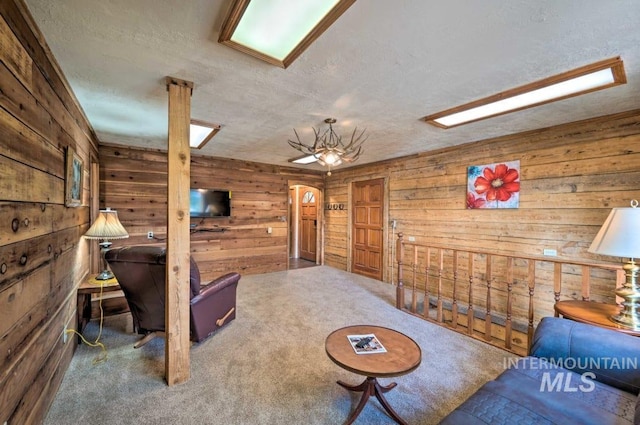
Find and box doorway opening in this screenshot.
[289,185,320,270]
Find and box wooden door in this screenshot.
[300,189,317,262]
[352,178,384,280]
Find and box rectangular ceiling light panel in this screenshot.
[423,57,626,129]
[290,154,319,164]
[219,0,356,68]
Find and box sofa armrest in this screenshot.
[530,317,640,394]
[195,272,241,300]
[190,272,240,342]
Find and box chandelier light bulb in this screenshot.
[321,151,341,166]
[288,118,367,174]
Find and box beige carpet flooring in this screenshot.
[44,266,512,424]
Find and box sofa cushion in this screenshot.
[439,357,636,425]
[530,317,640,394]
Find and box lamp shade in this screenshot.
[588,204,640,259]
[84,208,129,240]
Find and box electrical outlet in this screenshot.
[408,236,416,242]
[267,227,272,234]
[62,325,68,344]
[147,231,154,240]
[543,248,557,256]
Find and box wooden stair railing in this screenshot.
[395,233,624,356]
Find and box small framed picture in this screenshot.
[65,146,83,207]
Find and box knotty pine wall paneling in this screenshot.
[0,1,99,423]
[99,144,324,282]
[325,109,640,321]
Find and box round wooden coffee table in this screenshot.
[325,325,421,425]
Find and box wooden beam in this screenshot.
[165,76,192,385]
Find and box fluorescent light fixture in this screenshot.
[423,57,626,129]
[289,154,319,164]
[219,0,356,68]
[190,120,220,149]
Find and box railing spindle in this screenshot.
[395,233,404,309]
[467,253,474,336]
[484,254,492,341]
[505,257,513,350]
[554,262,562,303]
[581,265,590,301]
[437,249,444,323]
[424,247,431,320]
[527,260,536,352]
[451,251,459,329]
[411,245,418,313]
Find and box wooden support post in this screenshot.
[165,76,193,386]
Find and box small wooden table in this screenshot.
[554,300,640,337]
[325,325,421,425]
[77,276,122,343]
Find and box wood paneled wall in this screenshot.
[0,1,99,423]
[99,144,323,281]
[325,109,640,293]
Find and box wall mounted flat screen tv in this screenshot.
[190,189,231,218]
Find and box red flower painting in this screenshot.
[467,161,520,209]
[474,163,520,202]
[466,192,486,209]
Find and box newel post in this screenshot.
[396,232,404,309]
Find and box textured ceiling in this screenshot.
[24,0,640,172]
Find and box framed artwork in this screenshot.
[467,160,520,209]
[65,146,83,207]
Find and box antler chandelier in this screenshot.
[288,118,367,175]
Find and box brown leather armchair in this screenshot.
[105,245,240,347]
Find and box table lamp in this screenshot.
[83,208,129,280]
[588,200,640,330]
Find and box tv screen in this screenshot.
[190,189,231,218]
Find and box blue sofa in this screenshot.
[440,317,640,425]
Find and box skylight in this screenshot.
[219,0,356,68]
[190,121,220,149]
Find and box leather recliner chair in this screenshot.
[105,245,240,347]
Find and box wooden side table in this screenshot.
[554,300,640,337]
[77,276,122,343]
[325,325,421,425]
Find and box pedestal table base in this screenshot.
[337,376,407,425]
